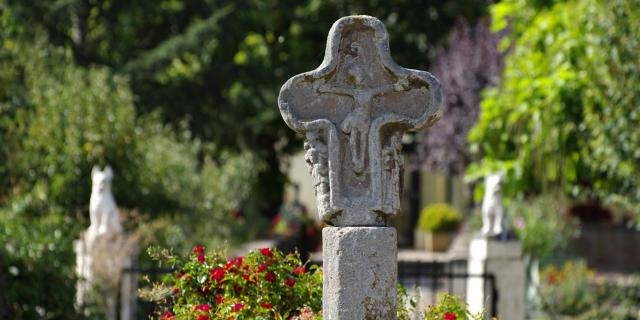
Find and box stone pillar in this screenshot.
[466,237,526,320]
[323,227,397,319]
[278,15,442,319]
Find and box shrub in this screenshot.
[144,246,322,319]
[424,293,484,320]
[538,261,596,317]
[144,246,428,320]
[418,204,462,233]
[508,196,576,262]
[0,206,84,319]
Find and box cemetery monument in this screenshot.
[278,15,442,319]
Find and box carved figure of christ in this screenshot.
[317,65,409,174]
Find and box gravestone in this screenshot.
[278,15,442,319]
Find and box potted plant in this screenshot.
[415,203,461,252]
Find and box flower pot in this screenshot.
[415,229,452,252]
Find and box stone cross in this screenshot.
[279,15,442,319]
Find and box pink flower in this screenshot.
[265,271,276,283]
[210,267,225,282]
[194,304,211,312]
[444,313,457,320]
[285,278,296,287]
[234,303,244,312]
[259,248,273,257]
[161,311,174,320]
[257,263,266,272]
[197,253,205,263]
[193,245,205,254]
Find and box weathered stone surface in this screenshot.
[279,15,442,226]
[323,227,397,320]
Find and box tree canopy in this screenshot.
[5,0,489,212]
[467,0,640,217]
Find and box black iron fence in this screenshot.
[398,259,498,317]
[121,259,498,319]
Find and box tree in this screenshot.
[419,17,505,176]
[467,0,640,217]
[0,6,261,316]
[5,0,489,214]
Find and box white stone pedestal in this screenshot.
[323,227,397,320]
[74,232,138,320]
[466,237,526,320]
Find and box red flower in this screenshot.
[285,278,296,287]
[235,256,244,268]
[193,245,205,254]
[257,263,266,272]
[234,285,243,293]
[225,260,235,270]
[293,266,306,275]
[177,271,185,279]
[172,287,179,295]
[265,271,276,283]
[197,253,205,264]
[261,302,273,308]
[194,304,211,312]
[210,267,225,282]
[216,294,223,305]
[444,313,457,320]
[161,311,174,320]
[233,303,244,312]
[197,315,210,320]
[243,274,250,281]
[259,248,273,257]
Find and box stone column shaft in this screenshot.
[323,227,397,320]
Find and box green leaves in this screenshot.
[469,0,640,219]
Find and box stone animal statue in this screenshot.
[481,172,506,237]
[88,166,122,243]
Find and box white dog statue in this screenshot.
[88,166,122,244]
[481,172,506,237]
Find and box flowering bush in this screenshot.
[538,261,596,316]
[423,293,484,320]
[144,246,490,320]
[143,246,322,319]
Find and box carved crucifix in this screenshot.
[279,15,442,227]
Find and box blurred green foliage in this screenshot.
[0,0,493,317]
[467,0,640,219]
[509,196,576,262]
[4,0,489,212]
[537,260,640,319]
[0,208,84,319]
[0,4,261,317]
